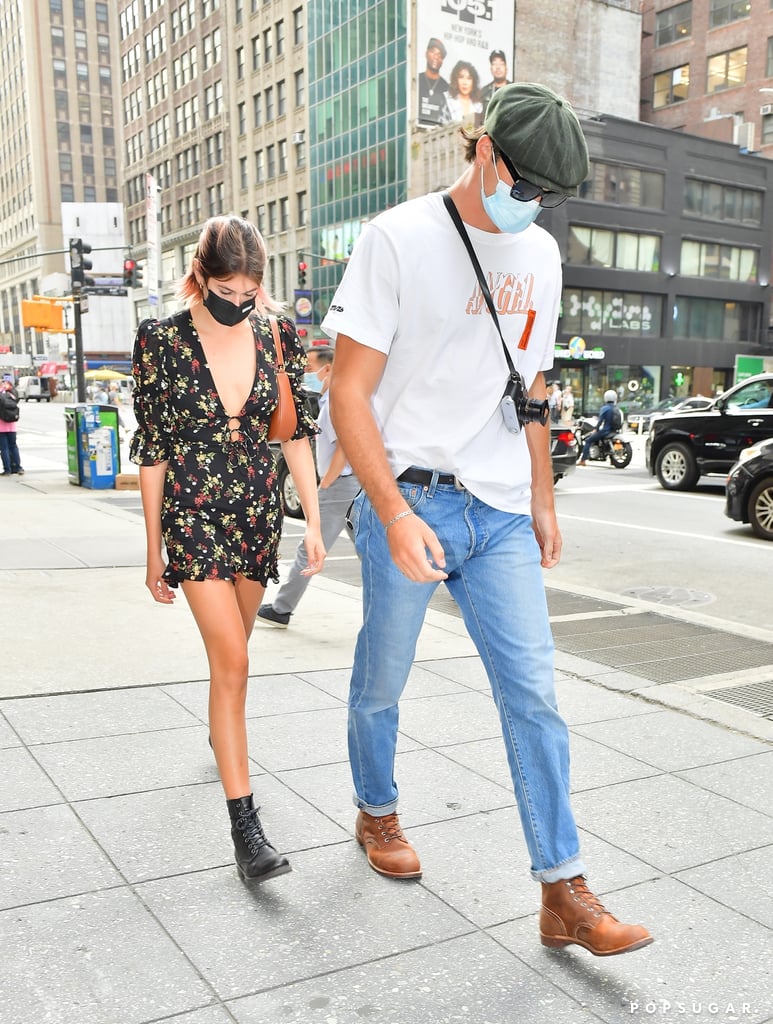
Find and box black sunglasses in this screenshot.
[498,150,568,209]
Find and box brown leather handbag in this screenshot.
[267,315,297,442]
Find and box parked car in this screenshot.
[275,420,579,519]
[627,395,712,433]
[16,375,53,402]
[725,437,773,540]
[550,423,579,484]
[646,373,773,490]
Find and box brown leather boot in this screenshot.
[540,875,653,956]
[355,810,422,879]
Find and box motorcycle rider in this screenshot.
[578,389,619,465]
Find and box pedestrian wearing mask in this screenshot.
[131,215,325,884]
[325,83,652,957]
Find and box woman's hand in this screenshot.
[145,553,176,603]
[300,525,326,576]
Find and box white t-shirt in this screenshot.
[321,192,560,513]
[315,390,351,479]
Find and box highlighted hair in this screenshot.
[177,215,283,313]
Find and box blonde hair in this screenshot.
[177,215,283,313]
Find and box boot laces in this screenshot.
[566,875,611,918]
[375,813,405,845]
[237,808,269,855]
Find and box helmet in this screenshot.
[604,390,617,404]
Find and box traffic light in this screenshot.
[69,238,93,291]
[297,260,307,287]
[123,257,143,288]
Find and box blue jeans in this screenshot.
[581,429,610,460]
[0,431,21,473]
[348,473,585,882]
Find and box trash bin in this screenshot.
[64,404,121,488]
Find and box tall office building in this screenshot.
[641,1,773,153]
[0,0,122,366]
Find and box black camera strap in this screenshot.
[442,191,518,380]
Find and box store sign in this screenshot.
[555,346,605,360]
[565,291,655,333]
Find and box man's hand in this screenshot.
[531,505,562,569]
[386,514,448,582]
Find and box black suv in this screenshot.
[646,373,773,490]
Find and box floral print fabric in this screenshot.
[130,309,316,587]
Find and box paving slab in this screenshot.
[31,725,221,801]
[0,746,64,811]
[574,708,769,772]
[0,803,122,910]
[137,848,474,1000]
[677,751,773,817]
[0,711,21,748]
[675,844,773,930]
[227,931,597,1024]
[1,687,200,744]
[489,875,773,1024]
[571,774,773,873]
[0,887,215,1024]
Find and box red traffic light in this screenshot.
[297,261,307,272]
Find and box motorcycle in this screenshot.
[574,415,633,469]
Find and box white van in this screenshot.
[16,376,53,402]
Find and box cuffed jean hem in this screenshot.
[352,792,398,817]
[531,854,587,883]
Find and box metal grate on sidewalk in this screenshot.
[703,680,773,719]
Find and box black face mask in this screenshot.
[202,289,255,327]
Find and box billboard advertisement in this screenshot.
[416,1,515,129]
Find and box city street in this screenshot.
[3,399,773,1024]
[15,400,772,634]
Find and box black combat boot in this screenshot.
[226,794,292,883]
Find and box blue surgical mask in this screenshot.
[303,372,323,393]
[480,155,542,234]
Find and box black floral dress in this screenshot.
[130,309,316,587]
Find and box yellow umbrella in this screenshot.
[84,368,130,381]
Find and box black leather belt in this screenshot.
[398,468,456,487]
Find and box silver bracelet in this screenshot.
[384,509,414,531]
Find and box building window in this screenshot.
[279,196,289,231]
[266,143,276,178]
[293,6,303,46]
[673,297,758,342]
[57,121,71,146]
[294,69,305,107]
[278,138,287,174]
[709,0,751,28]
[256,204,266,234]
[236,46,245,79]
[683,178,763,225]
[568,226,661,272]
[263,27,272,63]
[767,37,773,78]
[207,183,224,217]
[277,80,286,117]
[707,46,747,93]
[561,289,663,337]
[251,35,260,71]
[61,184,74,202]
[653,65,689,108]
[253,92,262,127]
[275,19,285,57]
[579,161,665,208]
[297,190,307,226]
[656,2,691,47]
[762,113,773,146]
[238,101,246,135]
[265,85,274,121]
[680,240,758,281]
[240,157,248,190]
[206,132,223,168]
[267,201,278,234]
[255,149,264,182]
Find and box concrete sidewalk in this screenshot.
[2,472,772,1024]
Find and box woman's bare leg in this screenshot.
[181,576,265,798]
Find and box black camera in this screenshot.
[500,372,549,434]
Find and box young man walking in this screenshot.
[324,83,652,957]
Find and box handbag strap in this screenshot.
[268,315,286,372]
[442,191,518,379]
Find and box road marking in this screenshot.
[558,512,770,549]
